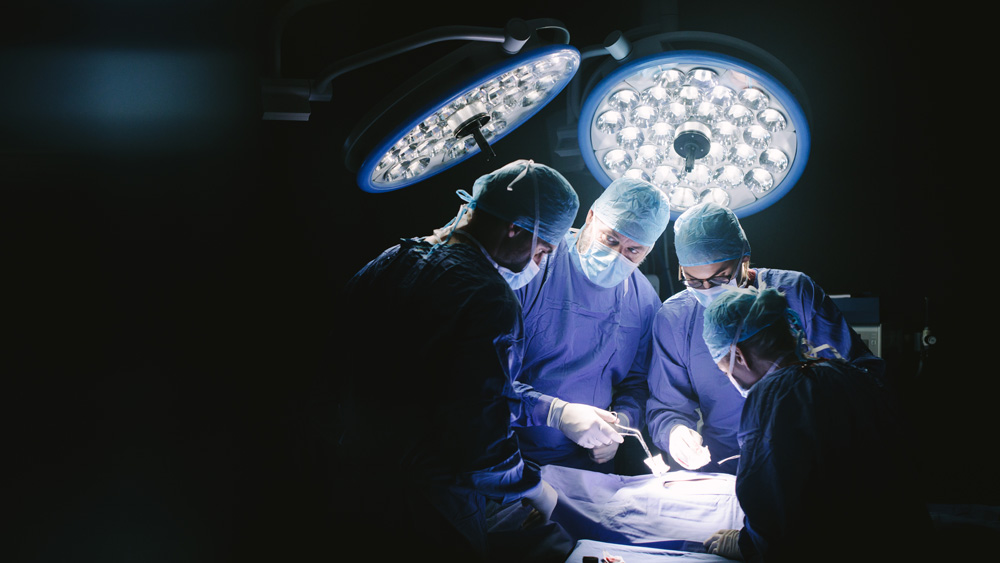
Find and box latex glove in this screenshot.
[547,398,624,449]
[521,479,558,521]
[704,529,743,560]
[588,440,620,464]
[589,412,630,464]
[668,424,712,470]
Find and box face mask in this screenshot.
[728,373,750,398]
[498,254,543,290]
[726,321,750,398]
[687,277,737,307]
[571,231,639,288]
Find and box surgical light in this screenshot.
[577,32,810,218]
[261,9,578,194]
[347,43,579,193]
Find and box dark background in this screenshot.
[3,1,989,561]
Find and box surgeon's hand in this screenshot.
[547,398,624,449]
[668,424,712,470]
[589,412,631,464]
[704,529,743,560]
[588,441,620,464]
[521,479,558,525]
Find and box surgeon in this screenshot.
[336,160,621,563]
[700,287,931,562]
[646,202,882,474]
[513,177,671,473]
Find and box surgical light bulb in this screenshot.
[603,149,632,173]
[597,110,626,134]
[686,68,719,91]
[642,85,672,107]
[648,122,675,146]
[654,68,686,89]
[742,125,771,149]
[608,89,641,112]
[714,165,744,188]
[759,148,789,173]
[652,165,682,188]
[616,127,644,151]
[631,105,659,128]
[739,87,769,111]
[701,187,731,207]
[744,168,774,194]
[758,108,787,132]
[634,144,664,169]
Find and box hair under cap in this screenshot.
[673,202,751,267]
[591,177,671,246]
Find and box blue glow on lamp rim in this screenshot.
[357,44,580,193]
[577,49,810,218]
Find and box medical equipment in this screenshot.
[611,417,670,476]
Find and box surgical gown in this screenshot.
[646,268,883,473]
[336,238,571,562]
[513,233,661,471]
[734,358,930,562]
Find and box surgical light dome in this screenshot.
[578,49,810,218]
[356,45,580,193]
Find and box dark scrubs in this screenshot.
[335,238,571,562]
[734,358,931,562]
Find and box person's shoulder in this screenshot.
[662,288,697,312]
[630,269,663,302]
[655,289,697,326]
[758,268,815,287]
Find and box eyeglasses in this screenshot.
[680,263,740,289]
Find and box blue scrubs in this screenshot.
[734,359,930,561]
[513,233,662,470]
[646,268,883,473]
[338,238,571,561]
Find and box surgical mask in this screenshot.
[728,374,750,399]
[498,254,544,289]
[456,229,543,290]
[571,231,639,288]
[688,277,737,307]
[726,320,750,398]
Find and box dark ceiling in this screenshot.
[3,1,989,560]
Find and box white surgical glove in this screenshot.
[668,424,712,470]
[522,479,558,521]
[589,412,630,464]
[588,441,620,464]
[704,529,743,560]
[547,398,624,449]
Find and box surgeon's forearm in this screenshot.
[513,380,557,427]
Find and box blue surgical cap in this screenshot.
[673,202,751,267]
[702,287,795,364]
[467,160,579,245]
[591,177,671,246]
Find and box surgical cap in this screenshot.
[673,202,751,267]
[591,177,671,246]
[469,160,579,245]
[702,287,793,364]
